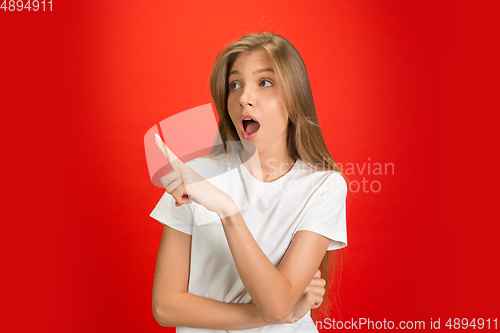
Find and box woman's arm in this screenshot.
[217,202,331,323]
[153,224,274,329]
[155,293,267,330]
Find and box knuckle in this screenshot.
[160,178,167,187]
[314,286,325,296]
[165,182,176,194]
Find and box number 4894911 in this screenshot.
[1,0,53,11]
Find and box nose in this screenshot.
[239,87,254,107]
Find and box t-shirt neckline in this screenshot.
[237,152,300,186]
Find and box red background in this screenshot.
[2,0,498,332]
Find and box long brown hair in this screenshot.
[208,32,348,320]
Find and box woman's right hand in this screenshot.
[278,269,326,324]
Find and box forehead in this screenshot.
[229,50,274,73]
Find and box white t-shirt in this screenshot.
[150,151,348,333]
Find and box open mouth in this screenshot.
[242,118,260,134]
[239,114,261,141]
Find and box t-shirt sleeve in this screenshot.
[296,172,348,251]
[149,160,197,235]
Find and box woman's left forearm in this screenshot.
[217,200,294,323]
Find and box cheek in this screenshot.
[277,98,289,124]
[226,107,239,129]
[264,98,288,126]
[227,94,240,114]
[227,95,236,115]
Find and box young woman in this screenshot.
[151,32,348,332]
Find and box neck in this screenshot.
[239,141,295,183]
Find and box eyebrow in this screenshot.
[228,68,274,77]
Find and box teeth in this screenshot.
[243,118,252,121]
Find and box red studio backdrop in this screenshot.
[2,1,499,332]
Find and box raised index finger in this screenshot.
[154,133,184,172]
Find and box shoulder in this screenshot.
[293,160,347,194]
[325,171,348,192]
[315,172,347,200]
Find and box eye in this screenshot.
[259,80,273,87]
[229,82,241,90]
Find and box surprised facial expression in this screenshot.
[227,50,290,155]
